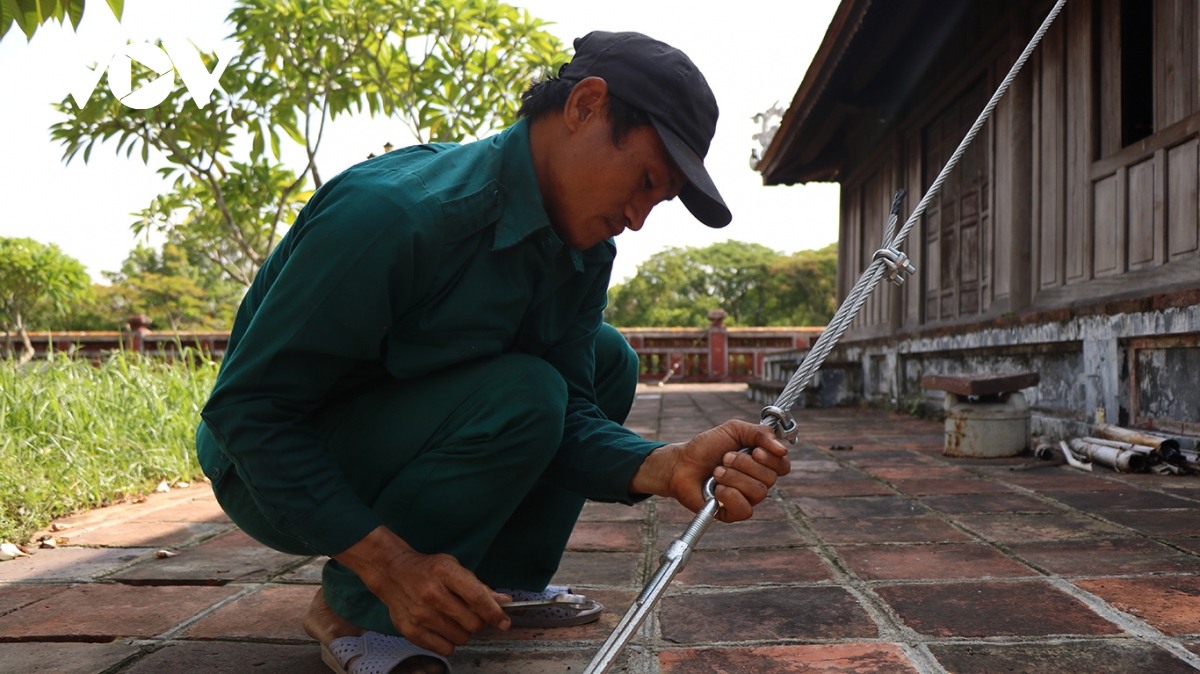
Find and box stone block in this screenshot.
[185,584,314,641]
[875,580,1121,637]
[0,583,237,641]
[123,641,327,673]
[793,496,924,519]
[929,640,1197,674]
[956,512,1128,542]
[811,516,972,544]
[1076,576,1200,635]
[657,520,809,551]
[919,493,1052,514]
[659,587,877,643]
[1011,538,1200,576]
[837,543,1034,581]
[890,478,1016,496]
[0,585,70,616]
[566,522,642,552]
[1047,490,1200,512]
[0,642,140,673]
[0,547,152,582]
[671,548,831,586]
[61,522,229,548]
[659,643,919,673]
[1100,509,1200,537]
[550,551,640,588]
[777,480,894,499]
[108,529,301,585]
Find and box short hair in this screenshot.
[517,75,652,146]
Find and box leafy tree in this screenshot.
[762,243,838,326]
[606,241,781,327]
[41,283,135,331]
[0,238,92,363]
[31,243,244,332]
[1,0,122,42]
[50,0,564,287]
[103,243,242,330]
[606,241,838,328]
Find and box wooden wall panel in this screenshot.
[1155,0,1200,131]
[904,131,924,327]
[1098,0,1121,157]
[1065,0,1092,284]
[1038,17,1065,290]
[993,56,1013,302]
[1092,174,1121,277]
[1127,158,1159,269]
[843,185,861,304]
[1167,138,1199,260]
[862,171,885,327]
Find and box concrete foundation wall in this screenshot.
[757,300,1200,444]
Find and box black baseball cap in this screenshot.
[559,31,731,228]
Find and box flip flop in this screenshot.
[496,585,604,628]
[322,631,450,674]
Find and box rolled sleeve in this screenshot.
[539,265,665,503]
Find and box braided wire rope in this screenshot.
[770,0,1068,419]
[582,4,1069,671]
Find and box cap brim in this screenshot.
[651,119,731,228]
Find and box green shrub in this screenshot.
[0,350,217,544]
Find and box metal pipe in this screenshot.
[1093,423,1179,454]
[1079,436,1156,456]
[1060,441,1093,472]
[1068,438,1146,473]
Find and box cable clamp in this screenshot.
[760,405,799,445]
[873,248,917,287]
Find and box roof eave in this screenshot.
[757,0,873,185]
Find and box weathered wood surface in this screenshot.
[820,1,1200,343]
[921,371,1040,396]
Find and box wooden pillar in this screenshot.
[999,3,1034,313]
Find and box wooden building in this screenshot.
[757,0,1200,436]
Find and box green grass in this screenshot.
[0,350,218,544]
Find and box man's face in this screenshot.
[545,111,686,251]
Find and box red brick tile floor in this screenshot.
[4,383,1200,672]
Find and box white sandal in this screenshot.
[495,585,604,628]
[322,631,450,674]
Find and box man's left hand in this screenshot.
[629,420,791,523]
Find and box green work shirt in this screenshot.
[196,120,664,556]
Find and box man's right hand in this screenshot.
[333,525,511,656]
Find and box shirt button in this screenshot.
[492,189,501,205]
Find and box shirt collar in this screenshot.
[491,120,614,271]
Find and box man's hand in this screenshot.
[333,526,511,656]
[629,420,791,523]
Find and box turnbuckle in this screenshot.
[873,248,916,287]
[760,405,799,444]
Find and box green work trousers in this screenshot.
[211,323,640,634]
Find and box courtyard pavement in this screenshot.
[3,383,1200,673]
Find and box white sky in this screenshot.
[0,0,841,286]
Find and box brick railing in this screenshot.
[3,315,229,361]
[6,312,825,383]
[617,310,824,383]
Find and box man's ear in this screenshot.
[563,77,609,132]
